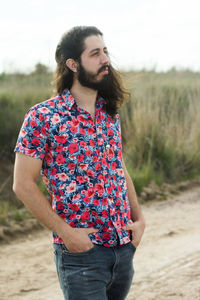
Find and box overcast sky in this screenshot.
[1,0,200,73]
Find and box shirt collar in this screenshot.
[61,88,107,111]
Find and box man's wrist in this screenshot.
[55,218,75,240]
[132,218,146,228]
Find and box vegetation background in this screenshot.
[0,64,200,224]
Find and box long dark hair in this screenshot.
[54,26,130,119]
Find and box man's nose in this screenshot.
[100,53,109,65]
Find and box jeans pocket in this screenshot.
[129,241,137,252]
[61,244,96,256]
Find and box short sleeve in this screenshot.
[14,106,49,160]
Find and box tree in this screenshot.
[32,63,49,75]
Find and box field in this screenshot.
[0,67,200,222]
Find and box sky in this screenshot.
[0,0,200,73]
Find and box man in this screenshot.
[13,26,145,300]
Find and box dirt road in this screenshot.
[0,187,199,300]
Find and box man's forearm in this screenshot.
[13,181,73,239]
[125,173,145,225]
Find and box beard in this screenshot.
[77,62,111,91]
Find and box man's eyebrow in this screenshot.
[89,47,108,54]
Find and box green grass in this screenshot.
[119,69,200,193]
[0,67,200,201]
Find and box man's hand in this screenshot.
[62,227,99,253]
[122,220,145,248]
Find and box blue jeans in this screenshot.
[53,242,136,300]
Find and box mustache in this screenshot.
[97,65,110,74]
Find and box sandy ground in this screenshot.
[0,187,199,300]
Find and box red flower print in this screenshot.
[68,203,80,211]
[47,100,56,106]
[95,235,102,242]
[60,213,66,219]
[78,163,88,171]
[88,128,95,134]
[98,174,104,181]
[88,222,95,227]
[91,210,98,217]
[51,113,61,125]
[41,127,47,135]
[102,198,108,206]
[95,163,101,171]
[86,149,92,156]
[46,153,53,165]
[77,115,86,123]
[56,173,69,181]
[59,124,67,132]
[96,218,104,225]
[38,114,44,122]
[32,138,40,146]
[57,202,64,210]
[50,167,57,175]
[81,211,90,221]
[94,183,105,196]
[89,139,95,147]
[76,176,86,183]
[30,120,37,127]
[110,208,115,216]
[55,135,67,143]
[38,107,50,114]
[69,213,77,220]
[102,226,108,231]
[112,174,116,182]
[68,94,73,101]
[80,141,87,147]
[82,197,91,203]
[33,130,40,137]
[116,199,121,206]
[77,153,85,162]
[102,232,111,239]
[72,194,81,201]
[68,142,79,154]
[92,156,98,162]
[56,154,65,165]
[27,149,36,155]
[108,147,114,160]
[70,118,80,127]
[22,137,28,147]
[79,128,86,135]
[86,169,94,177]
[123,200,127,210]
[70,126,78,133]
[118,149,122,159]
[102,210,108,218]
[68,222,76,228]
[93,199,99,206]
[108,220,113,227]
[66,181,76,193]
[55,146,63,153]
[110,139,115,145]
[68,162,76,169]
[84,188,95,198]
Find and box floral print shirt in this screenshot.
[14,89,132,247]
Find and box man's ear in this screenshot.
[66,58,78,73]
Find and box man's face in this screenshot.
[77,35,110,90]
